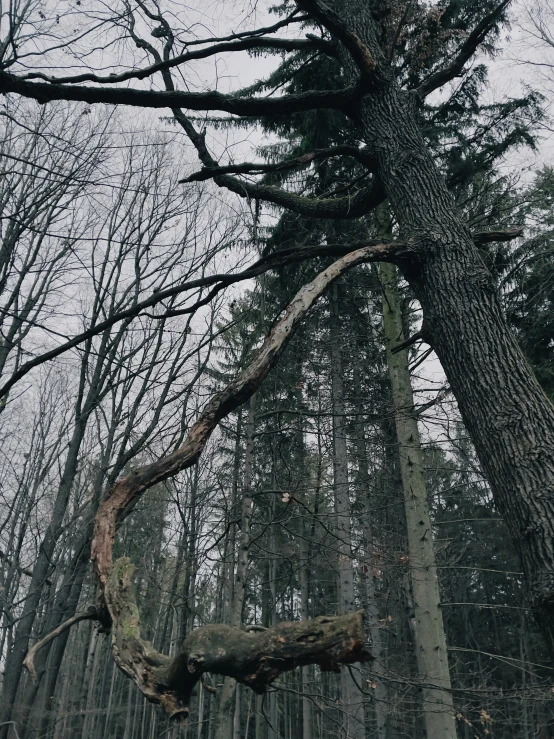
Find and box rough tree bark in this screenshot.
[352,360,388,739]
[380,261,456,737]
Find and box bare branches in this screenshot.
[91,244,401,538]
[417,1,512,98]
[0,224,506,401]
[20,36,336,86]
[0,71,356,116]
[180,145,375,183]
[0,238,401,401]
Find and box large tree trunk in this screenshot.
[380,261,456,738]
[331,0,554,656]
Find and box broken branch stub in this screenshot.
[160,611,370,716]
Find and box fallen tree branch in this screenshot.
[90,246,388,721]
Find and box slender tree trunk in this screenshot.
[352,376,387,739]
[329,284,365,739]
[222,412,242,625]
[299,538,313,739]
[158,525,188,653]
[182,468,199,641]
[380,261,456,737]
[233,685,241,739]
[213,396,256,739]
[255,554,271,739]
[268,436,279,739]
[19,533,91,738]
[80,629,102,739]
[0,415,87,738]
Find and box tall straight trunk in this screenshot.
[233,685,241,739]
[222,412,243,624]
[19,530,92,738]
[0,415,87,738]
[181,467,199,641]
[80,629,103,739]
[299,538,312,739]
[267,445,279,739]
[380,261,456,738]
[352,378,387,739]
[329,284,365,739]
[0,324,117,738]
[158,524,188,653]
[255,553,271,739]
[213,396,256,739]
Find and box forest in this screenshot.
[1,0,554,737]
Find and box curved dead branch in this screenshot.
[89,246,396,721]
